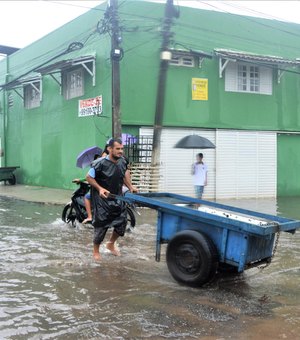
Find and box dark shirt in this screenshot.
[93,156,127,195]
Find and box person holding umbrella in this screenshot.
[174,134,214,200]
[191,153,208,200]
[73,151,102,224]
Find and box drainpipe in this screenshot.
[1,55,10,167]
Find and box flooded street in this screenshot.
[0,196,299,340]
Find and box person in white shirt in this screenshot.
[191,153,208,199]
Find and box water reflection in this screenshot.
[277,196,300,220]
[0,196,299,339]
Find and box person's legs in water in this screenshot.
[82,192,92,224]
[93,243,101,261]
[106,214,127,256]
[93,229,121,260]
[106,230,121,256]
[93,227,108,261]
[92,205,126,260]
[93,230,121,260]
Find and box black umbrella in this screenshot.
[174,135,216,149]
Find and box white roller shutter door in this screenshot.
[215,130,276,198]
[139,128,276,199]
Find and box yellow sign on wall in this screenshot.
[192,78,208,101]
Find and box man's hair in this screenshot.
[197,153,203,158]
[108,138,122,147]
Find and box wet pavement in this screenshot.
[0,183,72,205]
[0,184,300,339]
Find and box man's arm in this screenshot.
[191,163,195,175]
[72,177,86,183]
[86,173,110,198]
[123,169,138,193]
[204,166,208,186]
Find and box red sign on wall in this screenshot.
[78,95,102,117]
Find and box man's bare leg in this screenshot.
[106,231,121,256]
[93,243,101,261]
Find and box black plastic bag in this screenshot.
[93,194,126,227]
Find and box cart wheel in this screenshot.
[62,203,76,226]
[166,230,218,287]
[8,174,16,185]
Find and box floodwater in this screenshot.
[0,196,299,340]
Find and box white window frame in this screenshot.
[23,81,41,109]
[237,64,260,93]
[225,61,272,95]
[170,53,195,67]
[63,67,84,100]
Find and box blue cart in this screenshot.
[121,192,300,287]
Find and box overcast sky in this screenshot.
[1,1,300,51]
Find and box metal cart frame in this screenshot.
[121,192,300,287]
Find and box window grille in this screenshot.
[63,68,84,100]
[24,82,41,109]
[124,135,153,164]
[124,135,160,192]
[170,54,195,67]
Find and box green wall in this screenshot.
[1,3,113,189]
[120,2,300,132]
[1,1,300,191]
[277,134,300,196]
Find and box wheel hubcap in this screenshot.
[175,244,201,274]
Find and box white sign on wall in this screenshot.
[78,95,102,117]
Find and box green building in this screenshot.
[1,1,300,199]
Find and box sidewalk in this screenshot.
[0,183,73,205]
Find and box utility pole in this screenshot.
[151,0,178,166]
[108,0,123,139]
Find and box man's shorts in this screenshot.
[93,215,127,244]
[195,185,204,199]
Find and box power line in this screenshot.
[193,0,300,37]
[109,1,300,56]
[172,18,300,55]
[2,26,102,83]
[205,0,299,24]
[4,0,300,88]
[216,1,291,22]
